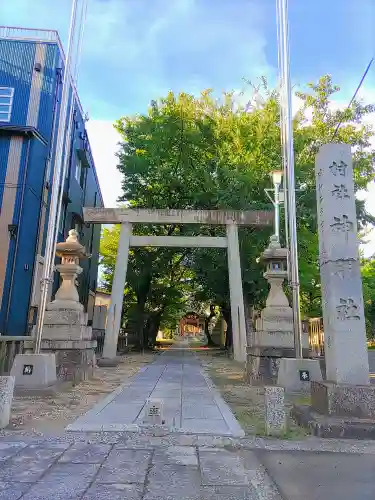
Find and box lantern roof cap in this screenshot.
[55,229,88,258]
[260,235,288,262]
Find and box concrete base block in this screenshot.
[97,357,121,367]
[277,357,322,392]
[311,381,375,419]
[10,353,57,390]
[246,347,310,386]
[0,376,15,428]
[264,386,287,436]
[24,340,97,384]
[292,404,375,440]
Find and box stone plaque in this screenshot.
[315,144,369,385]
[299,370,310,382]
[22,365,34,376]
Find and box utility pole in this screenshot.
[276,0,303,358]
[34,0,85,354]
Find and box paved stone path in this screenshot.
[0,440,282,499]
[4,345,375,498]
[67,348,244,437]
[2,436,375,499]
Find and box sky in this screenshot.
[1,0,375,254]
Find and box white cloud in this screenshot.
[86,120,122,208]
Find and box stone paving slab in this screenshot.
[0,482,33,500]
[2,435,375,498]
[58,443,112,463]
[95,448,152,484]
[67,349,245,437]
[0,441,280,499]
[6,430,375,455]
[82,483,143,500]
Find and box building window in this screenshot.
[72,215,83,240]
[0,87,14,122]
[75,158,82,184]
[58,205,65,234]
[75,157,85,189]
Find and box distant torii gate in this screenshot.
[83,208,272,363]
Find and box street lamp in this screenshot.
[264,169,284,242]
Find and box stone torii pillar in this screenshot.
[99,222,132,366]
[226,222,247,362]
[82,207,274,366]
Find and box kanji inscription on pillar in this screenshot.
[315,143,369,385]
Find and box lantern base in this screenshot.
[47,300,83,311]
[10,353,57,391]
[277,358,323,392]
[41,309,92,341]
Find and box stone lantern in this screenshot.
[32,229,97,383]
[256,235,292,331]
[246,235,309,384]
[47,229,89,311]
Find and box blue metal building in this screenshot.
[0,27,104,336]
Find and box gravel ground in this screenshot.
[6,351,156,435]
[195,350,310,438]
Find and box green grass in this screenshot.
[201,355,310,440]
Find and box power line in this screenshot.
[332,57,374,140]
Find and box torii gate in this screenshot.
[83,208,272,363]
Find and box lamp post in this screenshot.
[264,169,284,242]
[272,169,283,241]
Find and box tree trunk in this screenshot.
[133,272,153,349]
[204,305,217,347]
[221,304,233,349]
[142,315,152,349]
[133,295,148,350]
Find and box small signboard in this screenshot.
[143,399,164,425]
[23,365,34,376]
[299,370,310,382]
[148,404,161,417]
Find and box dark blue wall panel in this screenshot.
[0,37,103,335]
[0,40,34,127]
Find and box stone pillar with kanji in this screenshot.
[308,143,375,425]
[315,144,369,386]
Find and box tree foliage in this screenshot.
[361,258,375,338]
[100,75,375,345]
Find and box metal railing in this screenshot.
[93,329,131,357]
[0,26,59,43]
[0,336,31,375]
[305,317,324,356]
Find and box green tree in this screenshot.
[100,75,375,347]
[361,258,375,339]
